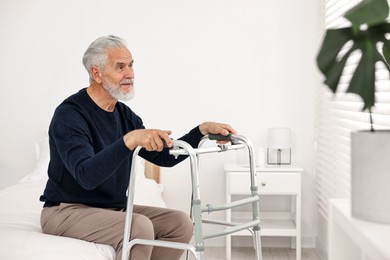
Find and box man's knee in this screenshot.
[117,214,154,260]
[171,210,193,242]
[131,214,155,240]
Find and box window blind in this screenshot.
[316,0,390,220]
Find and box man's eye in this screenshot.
[117,65,124,70]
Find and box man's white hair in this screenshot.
[82,35,128,83]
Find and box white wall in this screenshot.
[0,0,320,248]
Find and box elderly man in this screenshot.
[39,35,236,260]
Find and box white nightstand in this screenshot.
[225,164,302,260]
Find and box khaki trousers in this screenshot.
[41,203,193,260]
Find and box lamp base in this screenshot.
[267,148,291,165]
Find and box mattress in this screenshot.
[0,137,167,260]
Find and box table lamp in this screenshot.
[267,128,291,165]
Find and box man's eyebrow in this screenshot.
[114,60,133,67]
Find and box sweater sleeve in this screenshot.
[138,125,204,167]
[50,106,132,190]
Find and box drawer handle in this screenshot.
[261,182,266,187]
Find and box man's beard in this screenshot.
[102,78,135,101]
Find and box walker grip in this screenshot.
[208,133,233,141]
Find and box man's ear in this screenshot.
[91,66,103,84]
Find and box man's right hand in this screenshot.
[123,129,173,151]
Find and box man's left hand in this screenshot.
[199,122,237,144]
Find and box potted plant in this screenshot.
[316,0,390,223]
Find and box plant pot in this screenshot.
[351,130,390,223]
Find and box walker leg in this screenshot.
[192,197,205,259]
[253,229,262,260]
[196,250,204,260]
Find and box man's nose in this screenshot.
[124,67,134,78]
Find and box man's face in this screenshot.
[101,47,135,101]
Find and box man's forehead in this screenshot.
[106,47,133,63]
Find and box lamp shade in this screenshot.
[267,128,291,149]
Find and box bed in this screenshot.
[0,137,166,260]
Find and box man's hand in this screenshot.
[124,129,173,151]
[199,122,237,144]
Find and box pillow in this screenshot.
[20,137,50,182]
[133,178,167,208]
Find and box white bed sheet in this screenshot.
[0,137,167,260]
[0,180,116,260]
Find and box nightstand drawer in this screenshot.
[227,171,300,194]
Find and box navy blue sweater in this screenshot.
[40,88,203,208]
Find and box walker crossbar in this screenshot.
[122,134,262,260]
[201,195,260,213]
[203,220,260,240]
[199,195,261,239]
[201,219,255,236]
[127,238,198,258]
[169,143,246,157]
[202,218,248,228]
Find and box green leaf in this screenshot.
[323,50,353,93]
[316,28,353,76]
[317,23,390,111]
[382,39,390,64]
[317,0,390,112]
[345,0,389,29]
[347,42,377,110]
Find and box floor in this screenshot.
[181,247,321,260]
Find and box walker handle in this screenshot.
[208,133,233,142]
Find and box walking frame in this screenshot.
[122,134,262,260]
